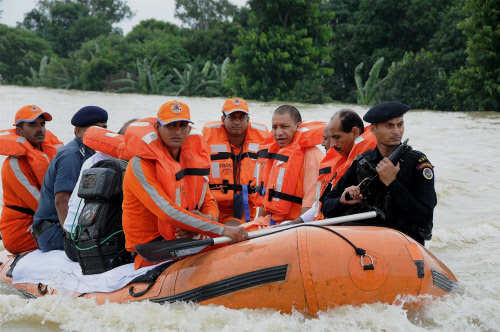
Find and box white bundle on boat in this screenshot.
[12,250,167,294]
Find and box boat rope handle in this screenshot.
[261,224,375,271]
[37,283,48,295]
[129,281,155,298]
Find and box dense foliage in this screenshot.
[377,52,451,110]
[19,0,132,56]
[0,25,52,84]
[0,0,497,111]
[449,0,500,111]
[228,0,334,103]
[175,0,237,30]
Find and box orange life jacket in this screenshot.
[83,126,133,161]
[0,129,62,185]
[202,121,270,222]
[125,118,211,215]
[123,118,221,268]
[0,129,62,254]
[258,121,326,223]
[314,126,377,220]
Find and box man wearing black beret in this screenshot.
[33,106,108,252]
[320,102,437,245]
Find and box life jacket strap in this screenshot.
[210,151,259,161]
[209,180,257,194]
[267,189,303,204]
[318,166,332,175]
[175,168,210,181]
[257,149,289,162]
[5,204,35,216]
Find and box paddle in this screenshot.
[135,211,378,263]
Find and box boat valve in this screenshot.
[361,254,375,271]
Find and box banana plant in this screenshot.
[28,56,50,86]
[113,57,173,94]
[355,57,386,105]
[172,61,217,96]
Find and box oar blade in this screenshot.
[135,238,213,262]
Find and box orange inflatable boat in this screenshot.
[0,225,458,316]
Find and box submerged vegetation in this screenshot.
[0,0,498,111]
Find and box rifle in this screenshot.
[345,139,411,202]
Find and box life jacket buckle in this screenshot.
[268,188,275,202]
[222,180,229,194]
[247,180,257,194]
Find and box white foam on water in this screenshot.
[0,294,474,332]
[1,86,499,331]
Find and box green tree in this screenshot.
[427,0,467,75]
[377,51,451,110]
[229,0,334,101]
[70,34,128,90]
[125,20,190,71]
[127,35,190,74]
[175,0,237,30]
[182,22,240,63]
[0,24,53,84]
[77,0,133,24]
[324,0,456,102]
[233,5,251,29]
[449,0,500,111]
[126,19,180,44]
[20,0,132,56]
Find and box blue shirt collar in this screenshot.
[74,136,94,158]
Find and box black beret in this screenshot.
[71,106,108,127]
[363,102,410,124]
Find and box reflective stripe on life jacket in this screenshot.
[203,121,269,195]
[259,121,326,223]
[314,126,377,220]
[0,128,62,254]
[0,129,63,186]
[124,118,220,234]
[202,121,270,221]
[8,157,40,201]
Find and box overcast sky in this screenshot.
[0,0,248,33]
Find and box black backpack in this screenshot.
[73,158,133,275]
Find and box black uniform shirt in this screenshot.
[321,147,437,244]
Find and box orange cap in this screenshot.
[222,98,249,116]
[157,101,194,126]
[14,105,52,126]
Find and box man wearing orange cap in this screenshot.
[0,105,62,254]
[122,101,248,269]
[202,98,270,224]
